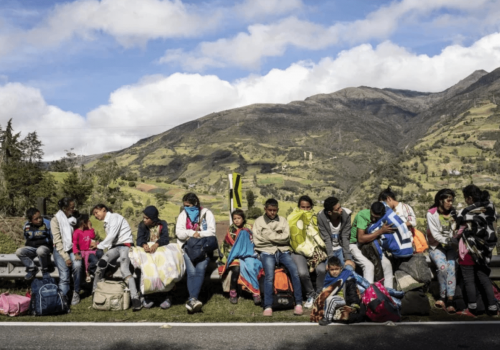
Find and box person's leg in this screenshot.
[260,253,276,310]
[381,254,394,289]
[53,249,70,297]
[315,261,327,294]
[93,247,121,293]
[445,248,456,299]
[323,295,346,322]
[116,246,138,300]
[187,256,209,300]
[229,265,240,292]
[429,248,447,300]
[279,251,303,306]
[291,253,315,298]
[68,252,82,294]
[16,246,37,271]
[460,265,477,311]
[332,249,345,267]
[350,244,374,283]
[475,265,498,314]
[35,246,51,273]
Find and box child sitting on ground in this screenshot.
[219,209,262,305]
[311,256,361,325]
[72,214,97,283]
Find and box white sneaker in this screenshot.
[304,296,314,309]
[71,292,80,305]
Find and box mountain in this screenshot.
[87,68,500,207]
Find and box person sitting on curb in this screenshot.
[253,198,303,317]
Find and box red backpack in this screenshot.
[362,282,401,322]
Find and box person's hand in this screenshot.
[406,222,412,228]
[150,243,159,253]
[345,260,356,269]
[379,223,396,234]
[75,254,82,261]
[193,232,201,238]
[89,241,98,249]
[65,259,72,267]
[143,244,151,253]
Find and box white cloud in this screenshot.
[161,0,500,70]
[3,32,500,160]
[0,0,220,57]
[233,0,303,20]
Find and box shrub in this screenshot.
[128,181,136,187]
[246,207,263,219]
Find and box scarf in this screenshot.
[55,210,73,252]
[185,206,200,225]
[323,268,354,290]
[456,201,497,266]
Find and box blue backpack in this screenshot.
[30,277,69,316]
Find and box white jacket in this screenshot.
[175,208,216,249]
[97,212,134,250]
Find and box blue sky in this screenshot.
[1,0,500,159]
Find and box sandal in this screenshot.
[445,299,456,314]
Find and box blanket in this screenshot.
[130,243,185,295]
[456,201,497,266]
[218,228,263,295]
[288,208,326,258]
[367,204,413,258]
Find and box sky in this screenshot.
[1,0,500,160]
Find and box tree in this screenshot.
[94,156,121,188]
[61,169,93,208]
[246,189,256,208]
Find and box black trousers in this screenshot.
[460,264,496,308]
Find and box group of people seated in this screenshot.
[15,185,499,322]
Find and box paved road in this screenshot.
[1,322,499,350]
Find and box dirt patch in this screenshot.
[216,221,229,242]
[136,183,157,192]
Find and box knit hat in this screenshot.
[143,206,159,222]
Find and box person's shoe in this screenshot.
[458,309,477,318]
[263,308,273,317]
[487,307,499,317]
[143,297,154,309]
[132,298,142,311]
[24,267,39,282]
[253,294,261,306]
[186,299,202,313]
[71,292,80,306]
[160,297,172,310]
[229,290,238,304]
[294,305,303,316]
[304,296,314,309]
[85,275,92,283]
[318,317,331,326]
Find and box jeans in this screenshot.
[349,243,393,288]
[93,246,138,299]
[260,251,303,309]
[183,254,210,300]
[429,246,456,299]
[291,253,326,297]
[16,246,51,272]
[53,249,82,296]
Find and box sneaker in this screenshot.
[263,308,273,317]
[487,307,499,317]
[229,290,238,304]
[294,305,303,316]
[318,317,331,326]
[253,294,261,306]
[71,292,80,306]
[186,299,202,313]
[24,267,39,282]
[458,309,477,318]
[85,275,92,283]
[304,296,314,309]
[143,297,154,309]
[132,298,142,311]
[160,297,172,310]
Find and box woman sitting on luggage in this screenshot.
[136,205,171,309]
[427,189,458,313]
[219,209,262,305]
[175,193,216,314]
[16,208,53,281]
[288,196,328,309]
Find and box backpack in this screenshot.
[30,277,69,316]
[410,228,429,254]
[400,289,430,316]
[0,293,31,317]
[259,267,295,310]
[93,280,130,311]
[362,282,401,322]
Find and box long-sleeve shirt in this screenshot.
[72,228,96,254]
[97,212,133,250]
[426,207,456,250]
[394,202,417,228]
[175,208,216,249]
[51,216,72,261]
[136,220,169,247]
[317,208,353,260]
[252,215,291,254]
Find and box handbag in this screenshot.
[184,236,219,264]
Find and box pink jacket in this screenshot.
[72,228,96,254]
